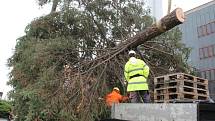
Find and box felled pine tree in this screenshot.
[8,0,191,120]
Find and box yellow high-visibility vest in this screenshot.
[124,57,149,91]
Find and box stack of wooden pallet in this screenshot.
[154,73,209,103]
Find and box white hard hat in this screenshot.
[128,50,136,55]
[113,87,120,91]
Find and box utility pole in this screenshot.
[167,0,172,14]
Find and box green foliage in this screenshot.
[8,36,79,120]
[145,27,192,75]
[0,100,11,118]
[8,0,191,121]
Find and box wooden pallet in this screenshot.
[155,87,208,95]
[154,92,208,99]
[155,80,207,89]
[155,86,208,95]
[154,73,208,85]
[154,73,209,102]
[154,97,208,103]
[154,93,208,103]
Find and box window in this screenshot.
[199,48,203,59]
[201,71,206,79]
[211,69,215,81]
[203,25,207,36]
[200,26,204,37]
[211,21,215,33]
[203,47,208,58]
[197,26,201,37]
[208,46,213,57]
[197,20,215,38]
[199,45,215,60]
[206,23,212,34]
[201,69,215,80]
[213,44,215,56]
[207,70,211,80]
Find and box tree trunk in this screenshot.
[121,8,185,50]
[51,0,59,13]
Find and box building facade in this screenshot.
[179,1,215,100]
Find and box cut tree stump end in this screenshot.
[176,8,185,22]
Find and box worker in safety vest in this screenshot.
[105,87,128,107]
[124,50,150,103]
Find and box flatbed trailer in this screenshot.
[109,102,215,121]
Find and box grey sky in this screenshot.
[0,0,213,99]
[0,0,50,99]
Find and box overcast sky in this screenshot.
[0,0,50,99]
[0,0,213,99]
